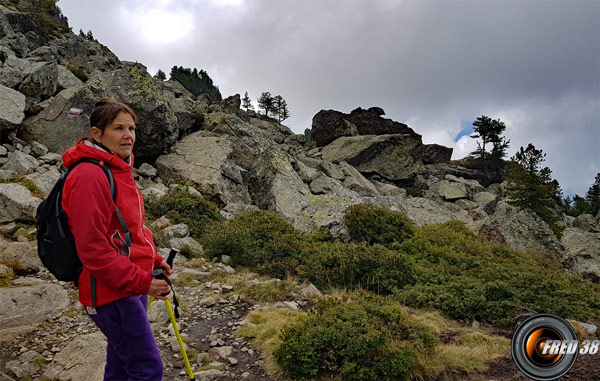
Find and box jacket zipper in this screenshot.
[135,186,156,269]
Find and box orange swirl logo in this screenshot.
[511,314,580,380]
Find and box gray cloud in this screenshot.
[59,0,599,195]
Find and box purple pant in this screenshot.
[88,295,163,380]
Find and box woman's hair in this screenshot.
[90,97,136,132]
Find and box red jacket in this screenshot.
[62,138,163,307]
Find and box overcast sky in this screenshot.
[58,0,599,196]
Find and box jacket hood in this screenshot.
[62,138,134,170]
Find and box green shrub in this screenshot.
[201,210,302,278]
[297,242,414,294]
[394,221,600,324]
[406,187,425,197]
[343,204,414,247]
[66,65,89,82]
[145,184,222,239]
[274,292,437,380]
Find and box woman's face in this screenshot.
[91,111,136,159]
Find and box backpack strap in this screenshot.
[68,158,132,308]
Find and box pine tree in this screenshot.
[79,29,85,38]
[86,30,94,41]
[273,95,290,122]
[470,115,510,161]
[586,173,600,216]
[169,65,221,100]
[156,69,166,80]
[565,194,592,217]
[505,143,563,236]
[242,92,253,111]
[257,92,275,117]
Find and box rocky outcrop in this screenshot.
[0,84,25,134]
[94,62,195,162]
[43,333,106,381]
[18,84,97,153]
[2,151,38,174]
[561,228,600,282]
[0,241,42,273]
[321,134,426,183]
[479,201,564,255]
[0,278,69,332]
[247,150,312,224]
[155,131,252,206]
[310,107,417,147]
[0,183,42,223]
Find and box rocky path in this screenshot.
[0,261,285,381]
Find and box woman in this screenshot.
[62,98,172,380]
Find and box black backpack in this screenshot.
[36,158,131,290]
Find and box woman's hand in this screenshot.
[147,278,171,300]
[159,261,174,276]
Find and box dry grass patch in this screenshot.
[406,308,509,377]
[237,308,303,375]
[207,271,300,303]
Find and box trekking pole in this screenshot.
[148,248,195,380]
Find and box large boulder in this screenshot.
[321,134,425,182]
[2,32,28,57]
[431,180,468,201]
[25,167,60,197]
[56,64,84,91]
[388,196,457,226]
[249,150,312,223]
[420,144,453,164]
[573,214,600,233]
[422,161,503,188]
[43,333,106,381]
[17,60,58,110]
[0,8,15,39]
[0,241,42,273]
[155,131,252,206]
[19,62,195,160]
[19,85,98,153]
[97,62,195,162]
[0,54,36,88]
[294,193,360,232]
[309,174,360,199]
[479,201,564,255]
[561,228,600,282]
[0,183,41,223]
[0,84,25,134]
[0,278,69,332]
[50,34,119,72]
[473,191,499,214]
[337,161,379,196]
[310,107,417,147]
[1,151,39,174]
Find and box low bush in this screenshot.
[297,242,414,295]
[145,184,222,239]
[66,65,88,82]
[395,221,600,324]
[274,292,437,380]
[201,210,302,278]
[343,204,414,247]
